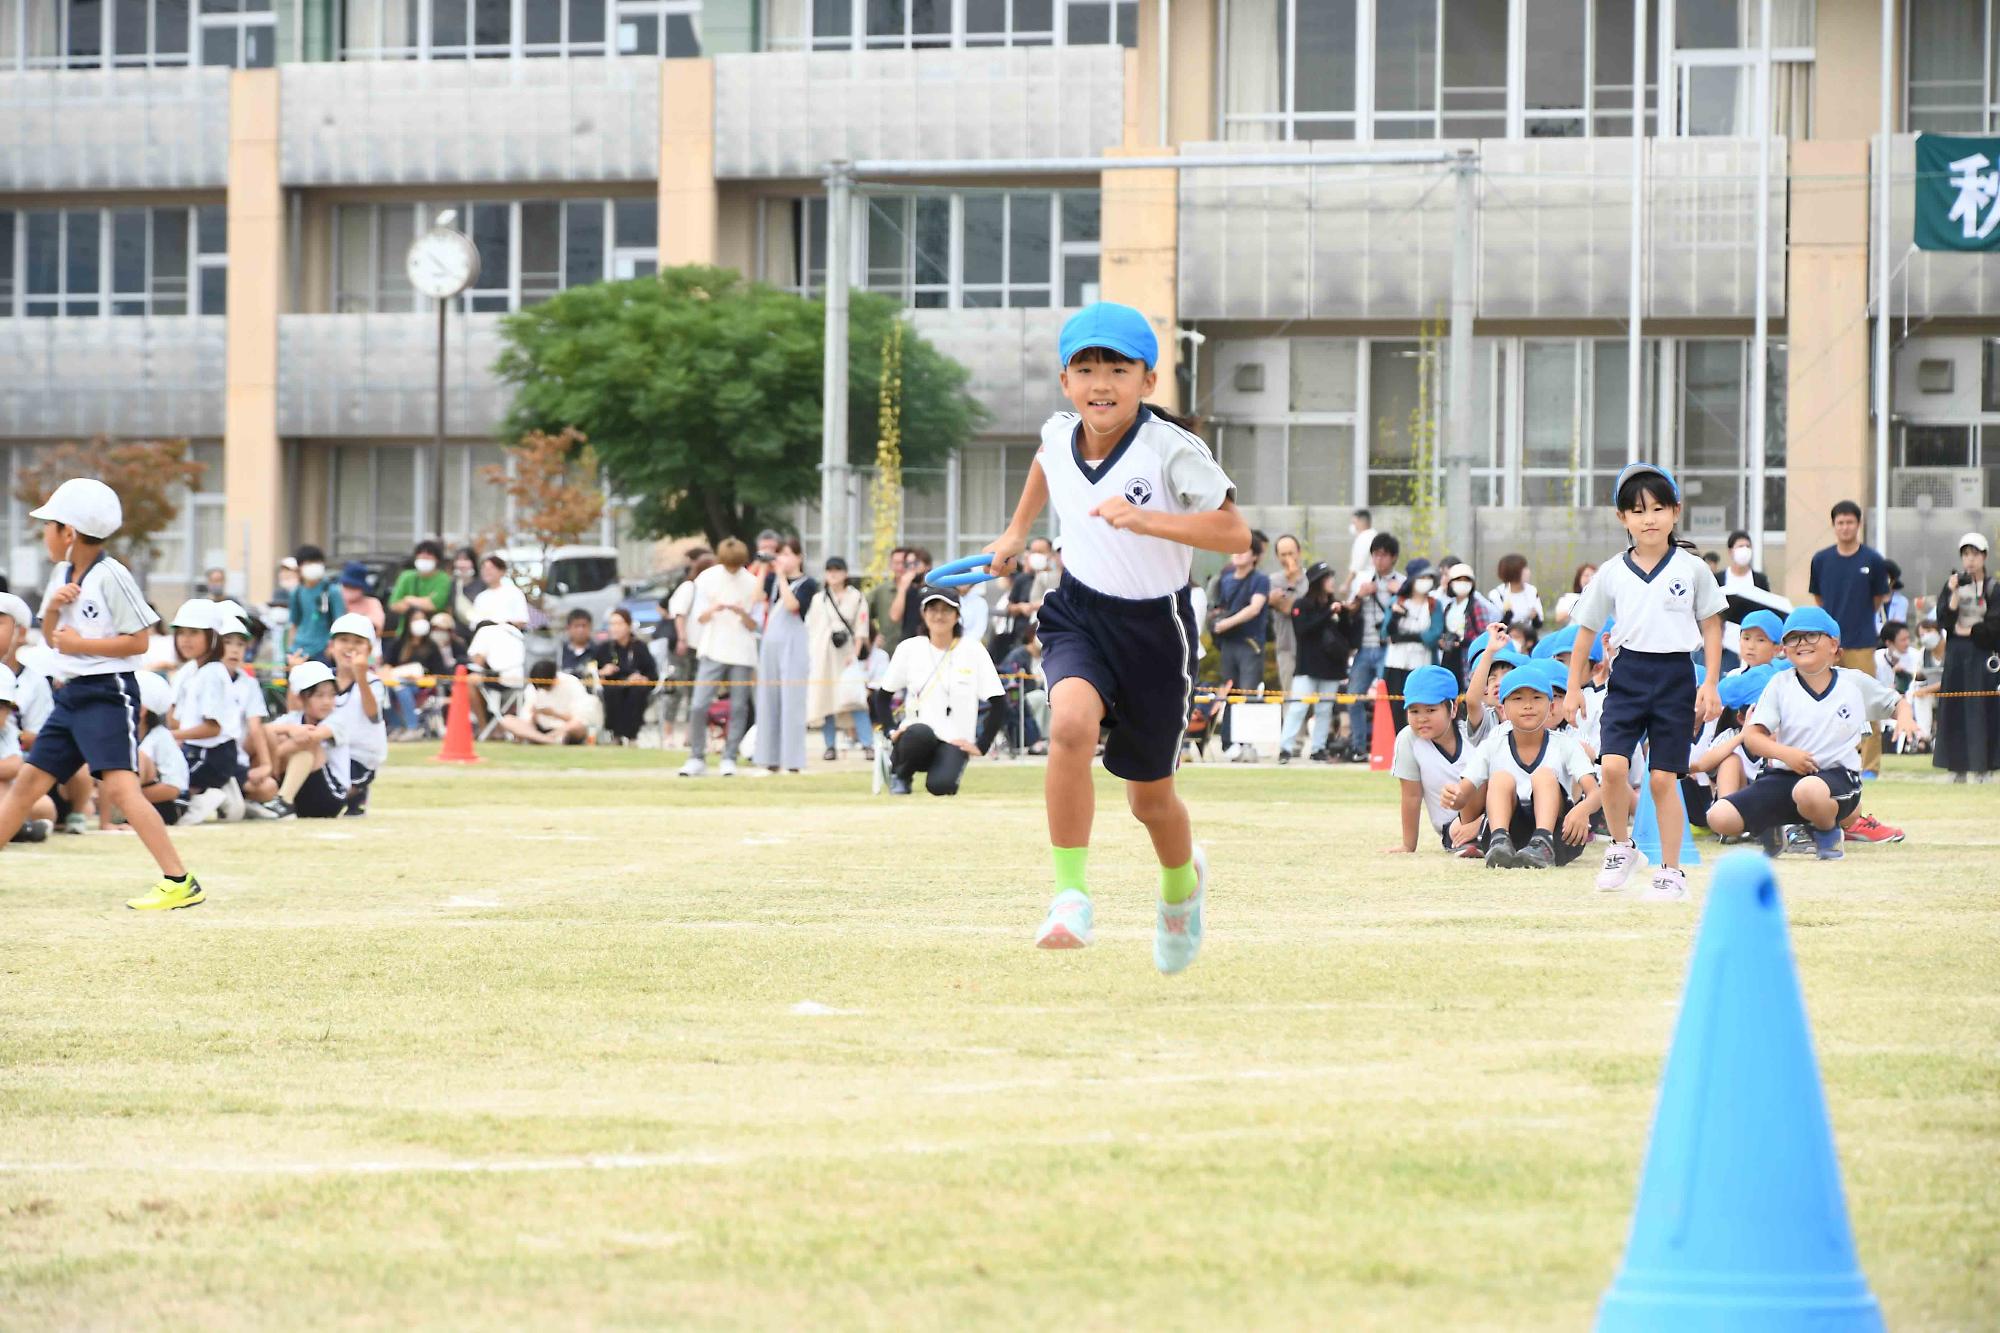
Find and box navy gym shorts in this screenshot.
[1599,649,1697,774]
[1036,572,1198,784]
[27,673,143,782]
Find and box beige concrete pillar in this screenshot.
[660,58,719,266]
[1782,139,1872,602]
[1812,0,1898,143]
[224,68,283,605]
[1099,145,1180,413]
[1132,0,1218,149]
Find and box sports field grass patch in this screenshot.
[1,751,1995,1328]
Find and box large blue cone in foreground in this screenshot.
[1597,851,1883,1331]
[1631,748,1701,867]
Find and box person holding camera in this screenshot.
[1278,562,1351,763]
[808,556,871,760]
[1383,558,1443,735]
[1935,532,2000,782]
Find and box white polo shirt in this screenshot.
[1748,666,1901,775]
[333,678,390,771]
[1390,712,1496,832]
[283,709,353,796]
[232,670,269,766]
[1463,726,1596,800]
[173,660,240,750]
[1572,548,1726,654]
[38,554,158,677]
[139,724,190,794]
[1035,407,1234,601]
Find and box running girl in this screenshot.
[982,302,1249,974]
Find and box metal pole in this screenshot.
[849,150,1458,176]
[1874,0,1893,547]
[821,162,853,564]
[433,297,447,541]
[1157,0,1170,147]
[1446,149,1477,568]
[1626,0,1646,464]
[1748,0,1771,555]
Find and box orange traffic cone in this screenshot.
[434,664,481,763]
[1368,678,1394,772]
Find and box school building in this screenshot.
[1,0,1996,605]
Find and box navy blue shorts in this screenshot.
[1600,649,1697,773]
[184,743,247,793]
[344,763,377,816]
[1717,768,1861,834]
[295,768,347,819]
[27,673,142,782]
[1485,791,1585,865]
[1036,572,1197,784]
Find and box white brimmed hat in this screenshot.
[1959,532,1990,554]
[0,591,32,627]
[291,660,337,694]
[135,670,173,717]
[29,478,122,540]
[0,662,16,707]
[217,616,252,639]
[170,598,217,631]
[329,612,377,641]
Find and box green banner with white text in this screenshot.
[1916,133,2000,252]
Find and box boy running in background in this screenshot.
[1706,608,1915,860]
[982,302,1249,974]
[0,480,204,908]
[1388,663,1492,857]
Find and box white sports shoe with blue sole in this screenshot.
[1035,889,1094,949]
[1153,846,1208,975]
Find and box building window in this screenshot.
[758,190,1100,309]
[1223,0,1688,142]
[328,442,512,552]
[1673,338,1785,535]
[1907,0,2000,133]
[770,0,1132,50]
[197,0,273,66]
[957,440,1052,548]
[336,0,691,59]
[332,198,642,314]
[0,205,225,318]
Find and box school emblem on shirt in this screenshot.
[1123,476,1154,507]
[80,601,101,622]
[1667,579,1688,599]
[1837,704,1853,720]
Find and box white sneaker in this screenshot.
[746,766,773,779]
[1641,866,1689,902]
[719,759,738,777]
[219,778,246,822]
[1595,840,1648,891]
[676,758,707,778]
[181,788,227,828]
[1224,744,1245,762]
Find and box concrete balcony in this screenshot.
[0,67,231,192]
[713,45,1125,180]
[1179,136,1788,323]
[277,314,512,437]
[907,306,1068,437]
[279,58,662,188]
[0,317,225,439]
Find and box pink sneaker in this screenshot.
[1595,841,1649,891]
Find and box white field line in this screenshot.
[0,1125,1288,1180]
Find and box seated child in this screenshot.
[1388,663,1493,857]
[0,663,55,841]
[123,670,190,827]
[1686,662,1781,837]
[262,661,351,819]
[499,659,599,745]
[1705,608,1915,861]
[1449,662,1601,870]
[1733,609,1783,674]
[167,599,245,825]
[328,614,389,816]
[1574,621,1614,762]
[1464,623,1530,722]
[218,622,281,810]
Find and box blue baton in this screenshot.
[927,554,1001,589]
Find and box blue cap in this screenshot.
[1500,665,1554,701]
[1780,606,1840,642]
[1058,302,1158,371]
[1586,617,1617,663]
[1613,460,1681,503]
[1718,662,1780,711]
[1532,624,1580,660]
[1694,663,1707,688]
[1739,609,1785,643]
[1403,665,1461,707]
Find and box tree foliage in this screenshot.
[479,427,606,605]
[494,266,986,549]
[12,436,207,582]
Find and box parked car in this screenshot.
[489,545,624,629]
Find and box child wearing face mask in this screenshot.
[1382,559,1442,734]
[286,544,337,663]
[1435,562,1496,684]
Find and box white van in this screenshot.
[490,545,624,629]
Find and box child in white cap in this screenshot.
[327,612,388,815]
[262,660,351,818]
[0,479,204,907]
[0,663,56,843]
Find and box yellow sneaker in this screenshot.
[127,874,205,911]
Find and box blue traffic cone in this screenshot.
[1631,750,1701,867]
[1597,852,1883,1332]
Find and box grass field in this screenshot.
[2,748,1996,1330]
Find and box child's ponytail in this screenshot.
[1144,402,1202,434]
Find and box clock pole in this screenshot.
[405,211,479,545]
[433,293,447,541]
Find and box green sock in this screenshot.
[1051,846,1089,897]
[1161,858,1198,904]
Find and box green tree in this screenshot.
[494,266,986,549]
